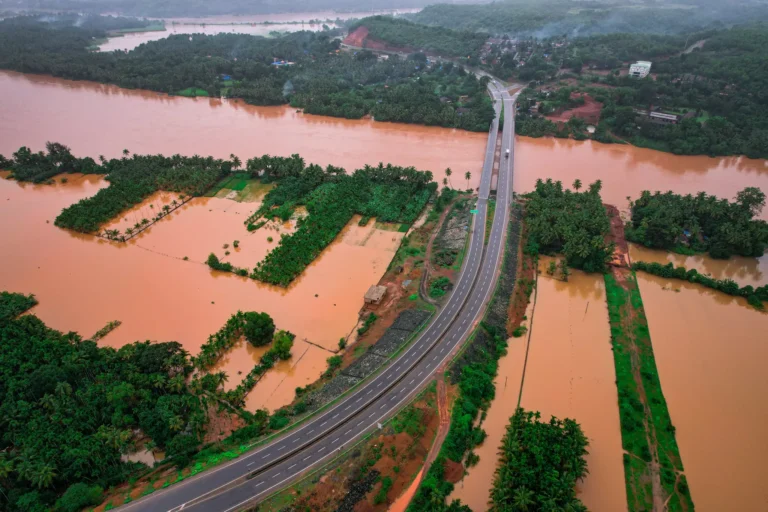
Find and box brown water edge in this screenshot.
[449,257,626,512]
[514,137,768,221]
[102,190,179,234]
[0,176,402,411]
[636,273,768,512]
[0,70,487,188]
[98,22,332,52]
[630,243,768,288]
[152,9,420,25]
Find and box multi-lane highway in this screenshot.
[121,83,517,512]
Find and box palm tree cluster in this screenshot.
[490,408,589,512]
[5,142,100,183]
[193,311,275,371]
[236,157,435,286]
[51,149,228,233]
[626,187,767,259]
[524,178,614,273]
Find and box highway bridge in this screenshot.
[122,83,518,512]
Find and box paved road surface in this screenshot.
[121,83,517,512]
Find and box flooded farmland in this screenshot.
[450,259,626,512]
[0,174,401,411]
[637,272,768,512]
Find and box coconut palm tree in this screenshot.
[125,228,134,237]
[31,464,56,489]
[573,179,582,191]
[122,149,130,158]
[465,171,471,189]
[442,177,448,188]
[445,167,453,188]
[230,153,242,170]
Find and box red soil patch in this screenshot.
[546,92,603,125]
[344,26,369,48]
[605,204,630,268]
[343,25,413,53]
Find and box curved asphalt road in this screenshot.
[120,84,517,512]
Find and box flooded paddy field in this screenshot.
[637,272,768,511]
[450,258,626,512]
[0,174,401,411]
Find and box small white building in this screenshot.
[629,61,652,79]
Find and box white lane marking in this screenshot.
[262,454,269,460]
[319,446,326,452]
[332,414,339,419]
[277,445,285,451]
[253,482,263,488]
[288,464,296,470]
[303,456,311,462]
[409,379,414,385]
[308,430,314,435]
[345,429,352,436]
[247,462,255,467]
[366,389,373,395]
[272,473,281,479]
[320,421,327,427]
[418,371,423,377]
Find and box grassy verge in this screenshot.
[604,271,695,512]
[485,198,496,245]
[407,205,523,511]
[177,88,210,97]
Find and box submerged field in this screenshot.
[0,173,404,412]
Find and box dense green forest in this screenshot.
[0,293,207,512]
[208,154,436,286]
[0,292,37,323]
[524,178,614,272]
[409,0,768,36]
[349,15,487,58]
[626,187,768,258]
[489,409,588,512]
[0,0,432,17]
[0,16,494,132]
[516,24,768,158]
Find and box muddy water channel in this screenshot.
[637,272,768,511]
[450,259,626,511]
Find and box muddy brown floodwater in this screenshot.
[0,173,401,411]
[0,71,487,188]
[450,258,626,512]
[637,272,768,512]
[98,22,333,52]
[630,244,768,287]
[514,137,768,221]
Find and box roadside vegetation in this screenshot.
[408,205,522,511]
[604,272,694,511]
[523,178,614,272]
[626,187,767,259]
[489,409,589,512]
[632,261,768,310]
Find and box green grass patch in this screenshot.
[485,199,496,244]
[177,88,210,97]
[604,272,695,511]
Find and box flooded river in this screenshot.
[450,259,626,511]
[637,272,768,512]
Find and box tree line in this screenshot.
[0,16,494,132]
[626,187,767,259]
[524,178,614,273]
[632,261,768,309]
